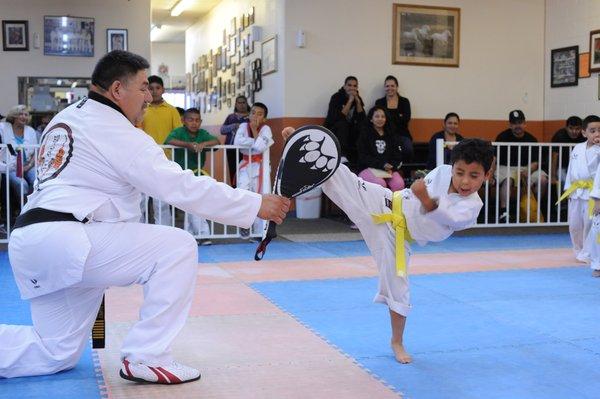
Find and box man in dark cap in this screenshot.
[495,110,548,222]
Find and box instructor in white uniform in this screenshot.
[0,51,290,383]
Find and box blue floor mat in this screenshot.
[252,267,600,399]
[198,233,571,263]
[0,259,102,399]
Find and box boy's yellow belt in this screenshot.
[556,179,595,217]
[371,191,413,277]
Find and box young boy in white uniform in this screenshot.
[583,117,600,277]
[0,51,290,383]
[234,102,273,238]
[283,127,493,363]
[560,115,600,263]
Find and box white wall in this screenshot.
[545,0,600,120]
[284,0,545,121]
[0,0,151,114]
[151,42,186,87]
[185,0,285,125]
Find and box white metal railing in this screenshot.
[0,143,270,243]
[435,138,575,227]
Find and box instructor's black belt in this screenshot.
[14,208,88,230]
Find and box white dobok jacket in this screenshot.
[11,93,261,299]
[564,142,600,200]
[402,165,483,245]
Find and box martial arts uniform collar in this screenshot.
[87,90,128,121]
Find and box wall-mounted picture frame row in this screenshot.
[2,17,127,55]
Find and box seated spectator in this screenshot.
[357,106,405,192]
[551,116,585,183]
[234,102,273,240]
[495,110,548,222]
[324,76,365,166]
[0,105,37,197]
[221,95,251,186]
[164,107,219,244]
[35,113,54,143]
[374,75,414,160]
[426,112,464,170]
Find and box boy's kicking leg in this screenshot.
[323,164,412,363]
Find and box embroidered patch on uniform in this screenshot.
[35,123,74,188]
[385,198,392,209]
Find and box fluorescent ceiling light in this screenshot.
[151,25,162,41]
[170,0,195,17]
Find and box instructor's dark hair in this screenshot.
[450,138,494,173]
[344,76,358,84]
[91,50,150,91]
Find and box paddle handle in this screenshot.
[254,221,278,261]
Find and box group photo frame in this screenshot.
[44,15,94,57]
[2,20,29,51]
[392,4,460,67]
[107,28,127,52]
[550,45,579,88]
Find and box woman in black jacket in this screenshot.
[374,75,413,160]
[426,112,464,170]
[357,106,406,191]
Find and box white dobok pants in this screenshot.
[587,214,600,271]
[322,165,411,316]
[568,198,593,261]
[0,222,198,378]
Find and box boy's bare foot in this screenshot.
[592,269,600,278]
[391,341,412,364]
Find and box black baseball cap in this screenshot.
[509,110,525,124]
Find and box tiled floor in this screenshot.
[3,230,599,399]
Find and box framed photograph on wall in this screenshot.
[2,20,29,51]
[107,28,127,52]
[44,15,94,56]
[589,30,600,72]
[261,35,277,75]
[551,45,579,88]
[392,4,460,67]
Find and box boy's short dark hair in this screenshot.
[582,115,600,130]
[450,138,494,173]
[344,76,358,84]
[252,102,268,118]
[183,108,200,118]
[91,50,150,91]
[566,116,582,127]
[148,75,164,87]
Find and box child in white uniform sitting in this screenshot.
[283,127,493,363]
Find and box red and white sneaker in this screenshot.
[120,359,201,384]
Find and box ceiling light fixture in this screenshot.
[170,0,195,17]
[150,24,162,42]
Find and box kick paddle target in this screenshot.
[254,125,341,260]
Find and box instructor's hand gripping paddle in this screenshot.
[254,125,341,260]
